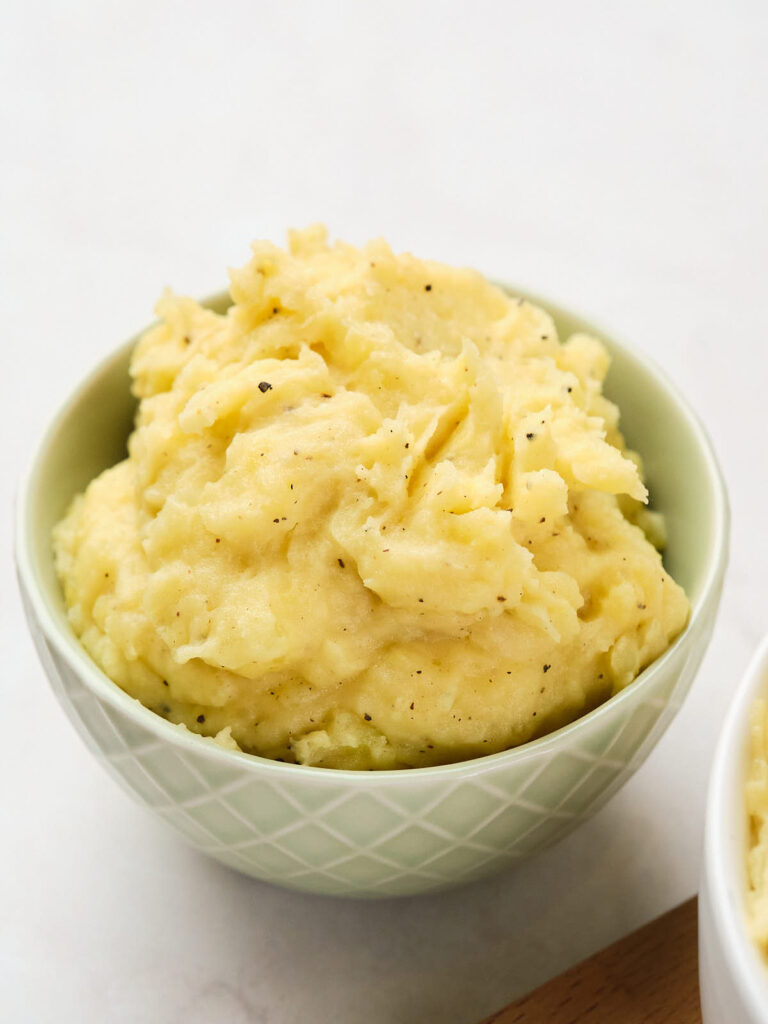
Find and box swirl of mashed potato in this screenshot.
[54,226,689,769]
[746,698,768,948]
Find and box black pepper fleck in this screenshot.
[526,432,535,440]
[425,283,432,291]
[364,713,372,721]
[338,558,345,568]
[197,714,205,723]
[258,381,273,393]
[543,664,551,673]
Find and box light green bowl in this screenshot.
[16,289,729,898]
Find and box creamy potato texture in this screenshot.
[746,698,768,946]
[54,227,689,769]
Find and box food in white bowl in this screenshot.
[747,698,768,943]
[52,226,689,770]
[700,636,768,1022]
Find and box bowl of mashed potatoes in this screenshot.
[700,636,768,1022]
[17,229,728,897]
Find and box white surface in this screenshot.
[1,2,766,1021]
[700,636,768,1024]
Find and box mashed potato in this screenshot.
[746,699,768,945]
[54,226,689,769]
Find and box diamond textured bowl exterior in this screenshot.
[20,583,719,898]
[16,287,729,898]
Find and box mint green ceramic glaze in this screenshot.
[16,288,729,898]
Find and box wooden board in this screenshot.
[480,897,700,1024]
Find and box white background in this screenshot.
[2,2,767,1021]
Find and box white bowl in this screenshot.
[700,635,768,1021]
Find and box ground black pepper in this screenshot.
[258,381,273,393]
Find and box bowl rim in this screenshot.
[704,634,768,1018]
[15,286,730,785]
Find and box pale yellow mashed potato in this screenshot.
[54,227,689,769]
[746,698,768,945]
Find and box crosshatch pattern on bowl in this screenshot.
[24,593,717,897]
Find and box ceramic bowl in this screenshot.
[700,636,768,1021]
[16,288,729,898]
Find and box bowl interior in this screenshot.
[21,288,726,758]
